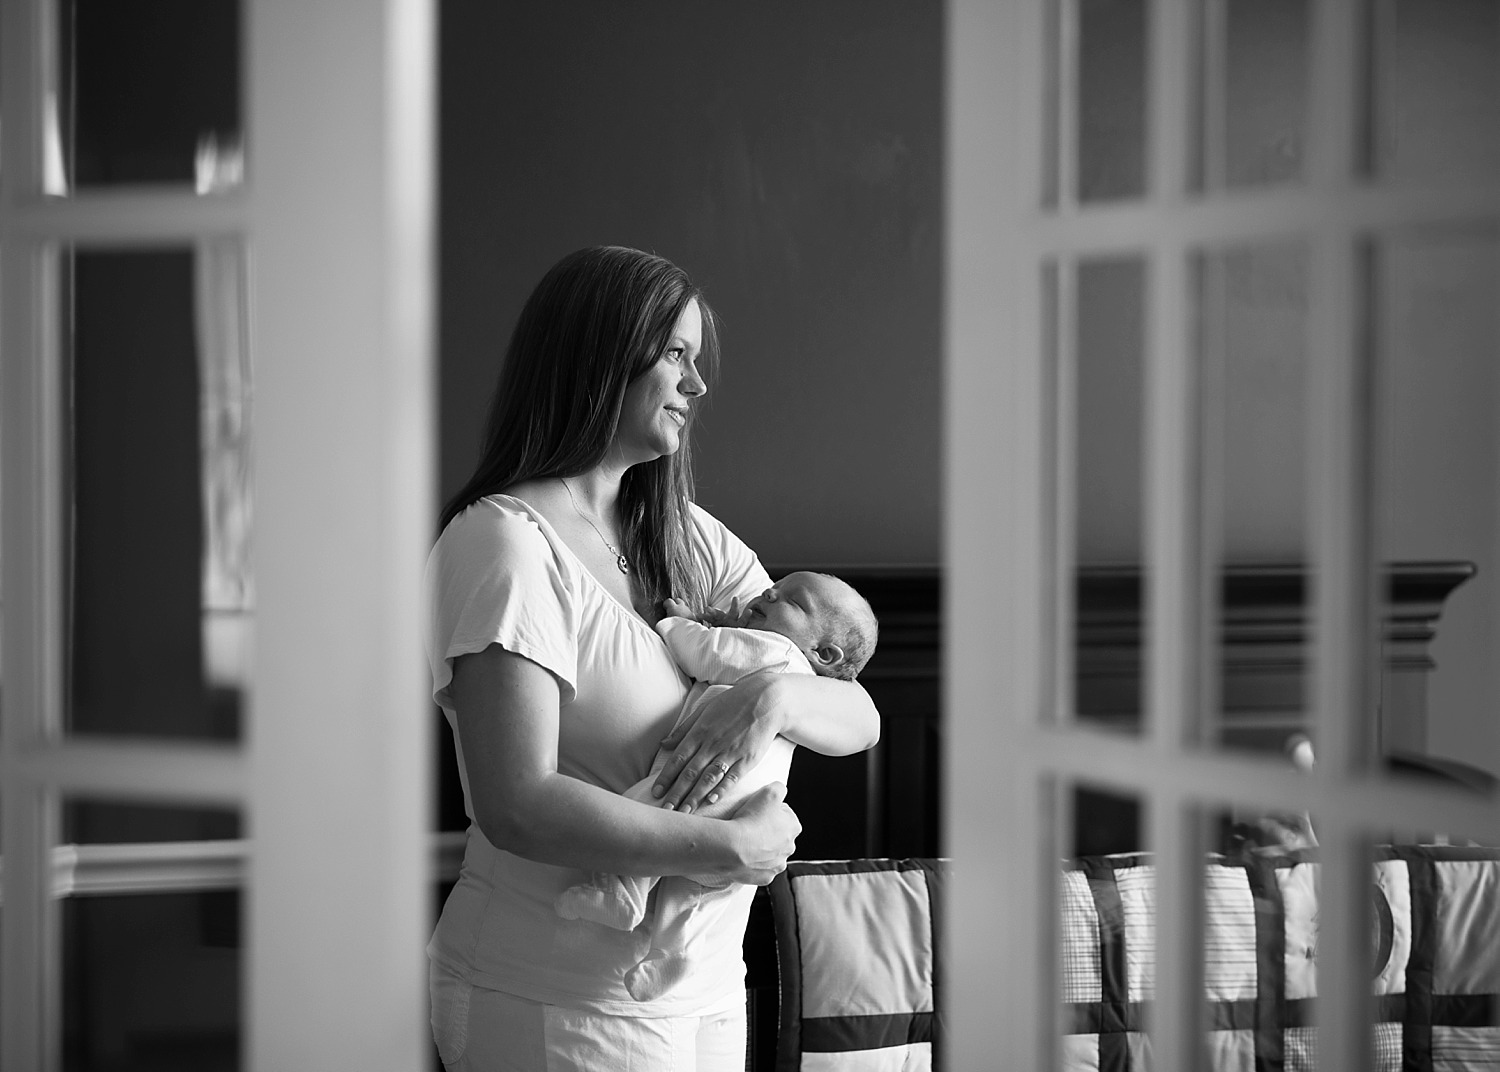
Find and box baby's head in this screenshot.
[743,571,878,681]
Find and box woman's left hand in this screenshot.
[652,671,786,814]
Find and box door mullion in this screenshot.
[0,784,61,1072]
[1,224,66,1072]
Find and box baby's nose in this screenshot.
[762,587,778,602]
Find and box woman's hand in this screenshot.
[721,782,801,885]
[652,671,787,814]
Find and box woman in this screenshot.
[427,246,880,1070]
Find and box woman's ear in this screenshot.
[809,643,846,670]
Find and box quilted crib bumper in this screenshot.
[1062,845,1500,1072]
[769,858,947,1072]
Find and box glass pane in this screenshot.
[1210,0,1309,190]
[1372,839,1500,1061]
[1077,0,1147,202]
[1196,243,1311,757]
[1200,810,1310,1069]
[1374,225,1500,773]
[64,801,241,845]
[60,0,243,191]
[1280,833,1500,1065]
[1374,0,1500,185]
[1061,785,1148,1064]
[63,892,241,1072]
[1072,258,1146,729]
[59,800,243,1072]
[65,244,253,740]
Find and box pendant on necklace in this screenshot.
[616,554,631,574]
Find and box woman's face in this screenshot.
[611,299,707,465]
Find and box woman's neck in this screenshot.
[556,466,625,519]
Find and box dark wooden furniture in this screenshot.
[1076,561,1476,754]
[1073,561,1479,855]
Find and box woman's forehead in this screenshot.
[670,298,703,344]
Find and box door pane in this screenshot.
[63,801,241,845]
[1077,0,1147,202]
[1373,225,1499,769]
[1373,0,1500,185]
[1195,243,1312,757]
[65,243,252,740]
[1061,785,1149,1065]
[63,891,241,1072]
[1071,257,1147,730]
[60,799,243,1072]
[1213,0,1309,190]
[59,0,243,192]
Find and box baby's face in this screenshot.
[743,572,844,650]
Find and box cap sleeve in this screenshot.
[426,499,579,709]
[689,502,773,612]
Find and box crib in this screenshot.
[753,848,1500,1071]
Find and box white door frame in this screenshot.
[945,1,1500,1067]
[0,3,436,1069]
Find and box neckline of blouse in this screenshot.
[484,493,666,640]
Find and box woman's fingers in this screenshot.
[653,745,742,814]
[657,706,703,756]
[688,756,743,813]
[651,730,705,804]
[654,674,780,810]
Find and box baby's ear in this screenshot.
[809,643,846,671]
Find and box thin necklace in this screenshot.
[560,478,630,574]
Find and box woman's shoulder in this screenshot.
[434,494,562,575]
[685,499,735,543]
[685,501,741,561]
[685,501,771,605]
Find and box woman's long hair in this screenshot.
[439,246,720,611]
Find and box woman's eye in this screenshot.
[663,346,685,362]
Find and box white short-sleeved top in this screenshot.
[426,494,772,1015]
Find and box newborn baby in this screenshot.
[555,570,878,1001]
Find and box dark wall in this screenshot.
[440,2,943,566]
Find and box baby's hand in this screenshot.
[662,596,749,627]
[700,598,747,628]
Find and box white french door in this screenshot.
[0,2,435,1070]
[946,0,1500,1068]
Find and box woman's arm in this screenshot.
[450,643,800,882]
[651,672,881,814]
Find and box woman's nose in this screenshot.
[680,360,707,398]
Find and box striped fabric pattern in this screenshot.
[1060,846,1500,1071]
[768,859,947,1072]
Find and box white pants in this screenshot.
[430,961,747,1072]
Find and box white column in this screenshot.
[246,2,435,1070]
